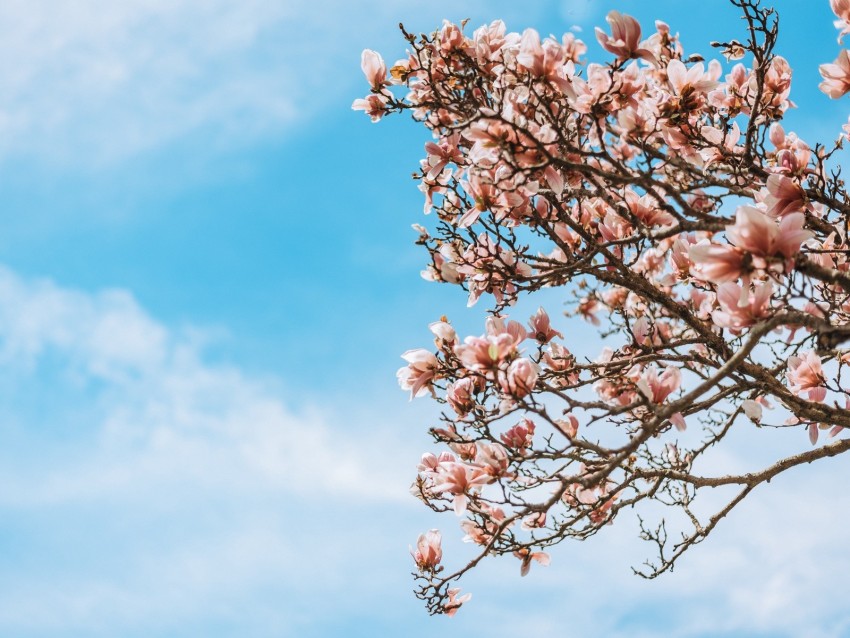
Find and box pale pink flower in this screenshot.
[763,175,806,218]
[475,442,510,480]
[521,512,547,531]
[397,349,438,398]
[637,366,681,404]
[461,504,507,545]
[411,529,442,571]
[832,0,850,43]
[819,50,850,99]
[429,320,457,345]
[455,333,517,372]
[666,59,720,96]
[689,240,745,284]
[351,93,388,122]
[501,358,539,398]
[555,413,579,439]
[528,307,563,343]
[360,49,387,90]
[417,451,455,474]
[725,206,812,259]
[446,377,476,416]
[432,462,491,515]
[516,29,576,95]
[578,296,601,325]
[742,399,763,422]
[514,548,551,576]
[595,11,654,63]
[711,281,773,332]
[501,418,535,449]
[485,315,528,344]
[444,588,471,617]
[786,351,827,402]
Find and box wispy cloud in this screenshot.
[0,0,570,165]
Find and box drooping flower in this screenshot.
[444,588,472,616]
[411,529,442,571]
[819,50,850,98]
[831,0,850,43]
[514,548,551,576]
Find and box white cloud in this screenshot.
[0,266,846,636]
[0,0,570,164]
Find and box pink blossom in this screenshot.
[595,11,654,63]
[666,59,720,96]
[763,175,806,218]
[397,349,438,398]
[411,529,442,571]
[711,281,773,332]
[514,548,551,576]
[446,378,476,416]
[528,307,563,343]
[444,588,472,617]
[417,451,456,474]
[454,333,517,372]
[725,206,812,259]
[689,241,745,284]
[485,315,528,344]
[429,320,457,345]
[501,418,535,449]
[351,93,388,122]
[832,0,850,43]
[637,366,681,404]
[786,351,827,402]
[555,414,579,439]
[432,462,491,515]
[360,49,387,90]
[742,399,763,422]
[819,50,850,98]
[501,358,539,398]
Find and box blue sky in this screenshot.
[0,1,848,636]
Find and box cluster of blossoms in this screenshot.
[357,0,850,616]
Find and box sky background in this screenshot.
[0,1,848,636]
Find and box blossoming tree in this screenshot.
[355,0,850,616]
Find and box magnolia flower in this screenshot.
[667,59,720,96]
[444,588,472,617]
[742,399,763,422]
[528,307,563,343]
[432,462,490,515]
[786,351,827,402]
[446,378,477,417]
[595,11,654,63]
[411,529,442,571]
[351,93,388,122]
[832,0,850,43]
[819,50,850,98]
[501,418,535,449]
[711,281,773,332]
[360,49,387,90]
[763,175,806,218]
[725,206,812,258]
[397,349,438,398]
[514,548,551,576]
[501,358,539,398]
[637,366,681,404]
[455,333,517,372]
[689,241,745,284]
